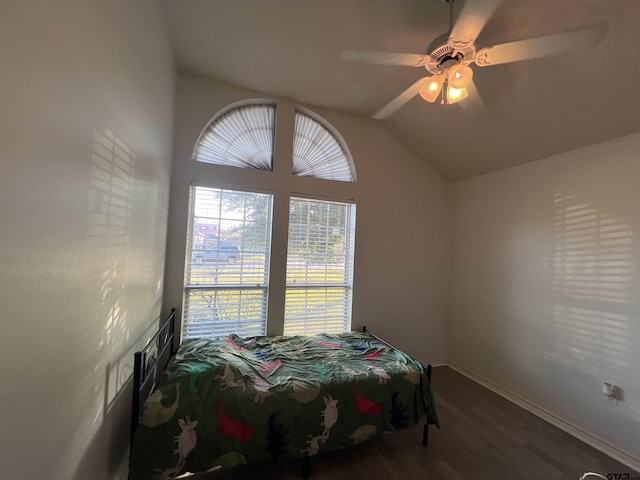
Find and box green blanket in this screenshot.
[129,332,439,479]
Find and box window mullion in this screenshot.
[264,101,295,336]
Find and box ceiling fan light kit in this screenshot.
[419,75,444,102]
[448,63,473,89]
[446,85,468,104]
[419,59,474,104]
[341,0,606,118]
[420,40,477,104]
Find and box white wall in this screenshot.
[450,133,640,464]
[164,74,451,362]
[0,2,175,479]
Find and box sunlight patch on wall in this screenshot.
[544,191,633,380]
[86,128,136,414]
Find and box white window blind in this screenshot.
[183,186,273,339]
[193,104,275,170]
[292,110,355,182]
[284,197,356,335]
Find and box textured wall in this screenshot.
[0,2,175,479]
[450,133,640,464]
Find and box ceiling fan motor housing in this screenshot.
[424,41,476,75]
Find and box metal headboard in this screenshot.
[130,308,177,443]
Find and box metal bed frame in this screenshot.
[362,325,432,448]
[130,308,177,444]
[129,314,434,479]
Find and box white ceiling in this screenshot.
[161,0,640,180]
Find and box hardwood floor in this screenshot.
[189,366,639,480]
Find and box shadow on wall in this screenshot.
[543,189,638,418]
[71,377,133,480]
[65,129,158,479]
[89,128,136,406]
[70,314,163,480]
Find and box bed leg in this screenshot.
[302,457,311,479]
[424,363,432,447]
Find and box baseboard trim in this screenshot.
[420,358,446,367]
[445,359,640,473]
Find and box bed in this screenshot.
[128,309,439,480]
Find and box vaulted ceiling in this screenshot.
[160,0,640,180]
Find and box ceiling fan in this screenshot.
[342,0,607,119]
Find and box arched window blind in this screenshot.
[292,110,355,182]
[193,103,275,170]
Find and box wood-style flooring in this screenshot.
[190,366,639,480]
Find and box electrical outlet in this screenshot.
[603,383,615,398]
[602,383,623,406]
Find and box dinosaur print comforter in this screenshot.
[128,332,439,480]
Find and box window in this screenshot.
[182,187,273,339]
[284,197,356,335]
[182,102,356,339]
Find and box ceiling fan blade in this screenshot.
[458,79,485,114]
[475,23,608,67]
[448,0,504,49]
[341,50,429,67]
[373,77,429,119]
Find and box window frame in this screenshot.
[181,184,274,339]
[283,195,357,336]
